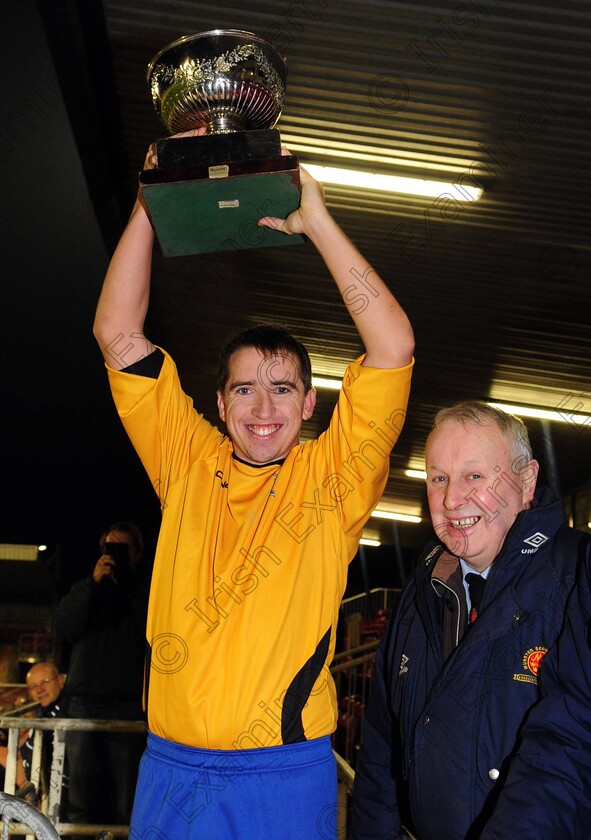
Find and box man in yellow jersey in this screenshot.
[93,141,414,839]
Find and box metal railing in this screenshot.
[331,639,379,777]
[0,716,146,837]
[329,589,400,836]
[1,590,392,837]
[340,587,400,621]
[2,714,364,838]
[333,588,399,772]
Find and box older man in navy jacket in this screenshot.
[351,401,587,840]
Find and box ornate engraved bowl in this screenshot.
[147,29,288,135]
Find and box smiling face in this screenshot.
[216,346,316,465]
[425,419,539,571]
[26,663,64,708]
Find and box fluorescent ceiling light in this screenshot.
[372,510,422,524]
[360,537,381,547]
[404,468,427,480]
[488,402,591,427]
[282,135,475,176]
[0,544,39,561]
[304,164,482,200]
[312,375,342,391]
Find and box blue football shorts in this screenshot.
[129,732,339,839]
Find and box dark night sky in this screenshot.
[1,2,161,594]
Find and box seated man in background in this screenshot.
[24,661,68,723]
[351,401,587,840]
[0,662,68,805]
[22,662,69,808]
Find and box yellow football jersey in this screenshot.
[108,349,412,749]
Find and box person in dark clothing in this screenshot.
[350,401,585,840]
[0,662,69,807]
[55,521,149,829]
[24,663,67,714]
[480,532,591,840]
[22,662,70,815]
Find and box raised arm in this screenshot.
[259,161,415,369]
[96,147,414,371]
[93,147,158,370]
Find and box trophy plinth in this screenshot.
[140,29,304,257]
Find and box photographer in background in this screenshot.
[55,522,149,830]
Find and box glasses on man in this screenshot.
[27,677,58,690]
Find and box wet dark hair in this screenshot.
[99,521,144,558]
[217,323,313,393]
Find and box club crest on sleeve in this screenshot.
[513,646,548,684]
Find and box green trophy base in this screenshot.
[139,155,305,257]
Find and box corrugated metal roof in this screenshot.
[94,0,590,540]
[3,0,582,553]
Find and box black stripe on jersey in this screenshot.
[144,640,151,713]
[281,627,331,744]
[122,348,164,379]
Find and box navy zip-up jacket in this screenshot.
[351,488,581,840]
[481,531,591,839]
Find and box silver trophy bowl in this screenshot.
[147,29,288,135]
